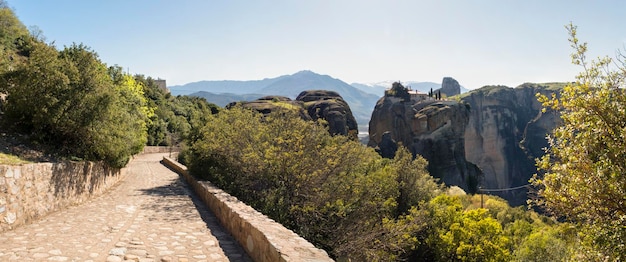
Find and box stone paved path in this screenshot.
[0,153,252,262]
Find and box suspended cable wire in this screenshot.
[478,184,531,192]
[478,184,532,208]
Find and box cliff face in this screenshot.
[369,83,562,205]
[369,97,481,193]
[461,84,561,205]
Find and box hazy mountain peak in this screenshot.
[294,70,316,75]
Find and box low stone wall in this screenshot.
[142,146,180,154]
[0,161,123,232]
[162,157,334,262]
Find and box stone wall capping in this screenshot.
[162,156,334,262]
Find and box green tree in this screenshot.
[441,208,511,262]
[387,82,411,101]
[512,227,570,262]
[377,206,431,261]
[0,1,28,78]
[2,38,75,138]
[424,195,511,262]
[393,146,441,215]
[532,23,626,260]
[135,73,218,147]
[2,39,150,167]
[90,69,152,167]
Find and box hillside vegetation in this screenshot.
[0,2,216,167]
[531,24,626,261]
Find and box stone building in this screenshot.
[154,79,169,93]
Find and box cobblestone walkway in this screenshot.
[0,153,252,262]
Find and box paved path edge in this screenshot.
[162,157,334,262]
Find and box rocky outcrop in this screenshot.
[376,131,398,159]
[297,90,358,137]
[462,84,561,205]
[228,91,358,138]
[436,77,461,97]
[369,96,481,193]
[369,82,562,205]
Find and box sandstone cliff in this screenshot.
[461,83,562,205]
[369,96,481,193]
[369,83,562,205]
[228,90,358,138]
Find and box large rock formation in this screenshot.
[437,77,461,97]
[228,90,358,138]
[461,84,562,205]
[369,82,563,205]
[369,95,481,193]
[296,90,358,137]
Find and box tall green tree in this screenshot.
[2,39,150,167]
[393,147,441,216]
[2,38,75,137]
[133,73,218,147]
[388,81,411,101]
[91,68,152,167]
[532,23,626,260]
[0,1,28,86]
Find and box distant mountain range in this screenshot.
[168,70,469,130]
[169,71,380,129]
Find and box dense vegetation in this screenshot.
[533,24,626,261]
[182,106,579,261]
[137,74,219,147]
[0,2,216,167]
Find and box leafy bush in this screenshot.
[183,106,583,260]
[184,106,440,259]
[1,37,150,167]
[533,24,626,260]
[386,81,411,101]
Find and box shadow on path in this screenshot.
[138,173,252,261]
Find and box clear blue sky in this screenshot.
[8,0,626,89]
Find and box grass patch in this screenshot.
[0,153,31,165]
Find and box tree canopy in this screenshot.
[386,81,411,101]
[0,2,218,167]
[532,23,626,260]
[1,37,151,167]
[0,1,28,76]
